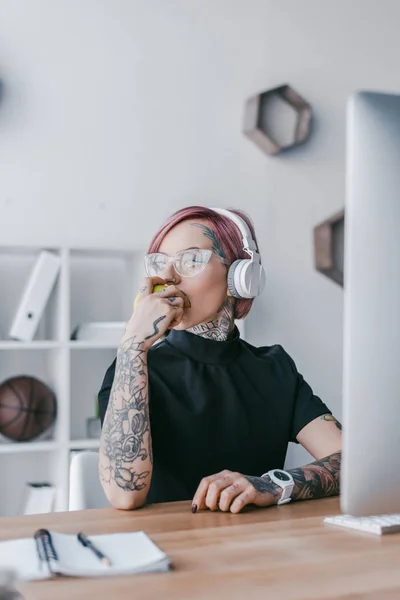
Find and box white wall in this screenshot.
[1,0,399,467]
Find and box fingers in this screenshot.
[230,490,254,514]
[165,296,184,308]
[192,471,261,514]
[139,276,166,297]
[192,473,220,512]
[137,280,191,310]
[192,471,237,512]
[168,307,184,329]
[218,481,247,512]
[156,285,191,309]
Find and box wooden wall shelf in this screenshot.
[314,209,345,286]
[243,84,312,156]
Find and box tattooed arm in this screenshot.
[191,414,342,513]
[286,413,342,500]
[288,451,341,500]
[99,334,152,510]
[98,276,189,509]
[191,452,341,514]
[257,451,341,504]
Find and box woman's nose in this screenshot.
[160,262,180,285]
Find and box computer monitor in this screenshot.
[341,91,400,516]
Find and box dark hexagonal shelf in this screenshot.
[243,84,312,156]
[314,209,345,286]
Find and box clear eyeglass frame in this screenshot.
[144,248,230,278]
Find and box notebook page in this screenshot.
[51,531,169,577]
[0,537,51,581]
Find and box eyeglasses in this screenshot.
[144,249,230,278]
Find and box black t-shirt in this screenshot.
[98,327,331,504]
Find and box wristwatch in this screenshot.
[261,469,295,505]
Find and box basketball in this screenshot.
[0,376,57,442]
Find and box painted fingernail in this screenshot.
[191,503,197,514]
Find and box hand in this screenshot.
[191,470,283,514]
[123,276,191,350]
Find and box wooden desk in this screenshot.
[1,498,400,600]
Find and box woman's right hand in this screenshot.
[122,276,191,350]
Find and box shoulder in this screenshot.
[241,340,296,371]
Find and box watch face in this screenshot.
[273,470,290,482]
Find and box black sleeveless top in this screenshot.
[98,327,331,504]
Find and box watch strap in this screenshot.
[262,469,294,505]
[277,484,292,505]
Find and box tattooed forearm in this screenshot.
[99,334,153,505]
[320,414,342,431]
[187,298,235,341]
[289,451,341,501]
[144,315,166,340]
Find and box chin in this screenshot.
[172,320,190,331]
[171,314,199,331]
[171,309,219,332]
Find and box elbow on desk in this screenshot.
[98,451,151,510]
[104,488,147,511]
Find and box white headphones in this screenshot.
[211,208,266,299]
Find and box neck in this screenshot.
[186,298,236,341]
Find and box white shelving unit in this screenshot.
[0,245,247,517]
[0,245,143,517]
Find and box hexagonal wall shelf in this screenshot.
[314,209,345,286]
[243,84,312,156]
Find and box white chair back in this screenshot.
[69,451,111,510]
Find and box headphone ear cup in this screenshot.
[227,260,244,299]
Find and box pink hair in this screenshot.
[147,206,262,319]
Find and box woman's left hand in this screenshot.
[191,470,283,514]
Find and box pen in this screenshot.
[77,532,112,566]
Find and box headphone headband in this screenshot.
[210,207,258,256]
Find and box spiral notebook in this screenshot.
[0,529,170,581]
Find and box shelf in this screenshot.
[68,341,118,349]
[0,440,59,454]
[0,347,65,444]
[68,439,100,450]
[0,341,118,350]
[69,247,138,260]
[243,84,312,156]
[0,341,62,350]
[70,252,141,336]
[70,348,115,440]
[314,209,345,286]
[0,449,66,516]
[0,244,143,515]
[0,248,64,342]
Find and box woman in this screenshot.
[98,206,342,513]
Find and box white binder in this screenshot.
[9,251,61,341]
[23,482,56,515]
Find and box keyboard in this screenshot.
[324,513,400,535]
